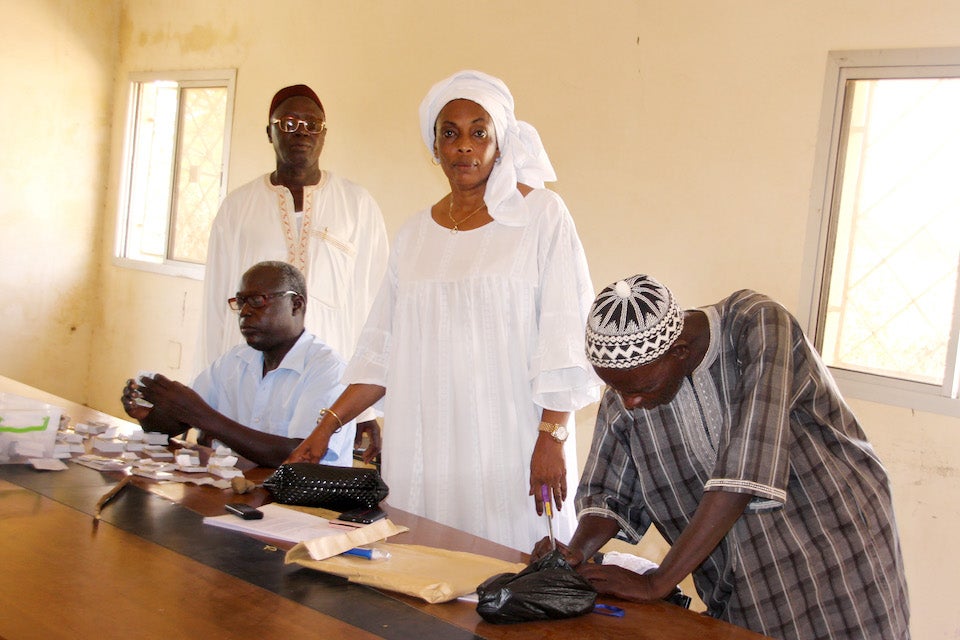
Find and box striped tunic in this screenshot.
[576,290,910,639]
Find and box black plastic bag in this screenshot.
[262,462,388,511]
[476,549,597,624]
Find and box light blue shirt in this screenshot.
[192,331,354,465]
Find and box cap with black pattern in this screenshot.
[585,274,684,369]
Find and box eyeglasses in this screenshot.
[270,116,326,134]
[228,291,299,311]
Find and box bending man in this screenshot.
[537,274,909,640]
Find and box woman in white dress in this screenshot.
[288,70,601,551]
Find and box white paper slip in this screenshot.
[208,454,239,467]
[132,468,175,481]
[51,443,74,458]
[203,503,345,544]
[75,421,110,435]
[15,441,46,458]
[144,432,170,446]
[143,446,174,459]
[176,465,208,474]
[75,454,130,471]
[30,458,69,471]
[208,465,243,479]
[175,453,200,466]
[92,438,126,453]
[188,476,232,489]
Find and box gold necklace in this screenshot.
[448,196,487,234]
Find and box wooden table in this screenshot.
[0,375,769,639]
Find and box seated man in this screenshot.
[535,274,909,640]
[121,260,355,468]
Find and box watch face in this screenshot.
[554,425,568,441]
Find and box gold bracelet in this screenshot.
[318,407,343,433]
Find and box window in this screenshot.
[115,70,236,278]
[802,49,960,415]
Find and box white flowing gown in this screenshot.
[344,189,601,551]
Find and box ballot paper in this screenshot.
[143,446,174,459]
[29,458,69,471]
[75,454,132,471]
[144,432,171,446]
[207,465,243,479]
[92,438,126,453]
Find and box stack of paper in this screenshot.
[203,503,343,543]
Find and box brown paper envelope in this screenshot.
[285,541,526,603]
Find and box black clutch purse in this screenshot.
[263,463,389,511]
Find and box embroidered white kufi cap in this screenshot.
[585,275,684,369]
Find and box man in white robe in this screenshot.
[199,85,388,459]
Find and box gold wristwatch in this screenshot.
[538,421,569,443]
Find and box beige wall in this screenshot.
[0,0,119,402]
[3,0,960,636]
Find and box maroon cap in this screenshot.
[269,84,324,118]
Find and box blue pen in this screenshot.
[342,547,390,560]
[593,603,626,618]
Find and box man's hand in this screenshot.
[354,419,382,464]
[529,433,566,515]
[530,536,585,566]
[121,378,151,421]
[576,563,666,603]
[138,374,209,425]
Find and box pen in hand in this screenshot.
[541,484,556,550]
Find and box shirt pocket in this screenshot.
[308,227,357,309]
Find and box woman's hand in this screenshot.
[529,432,566,515]
[286,425,333,464]
[354,419,382,464]
[285,384,387,465]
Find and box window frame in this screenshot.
[113,69,236,280]
[801,48,960,417]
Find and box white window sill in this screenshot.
[112,256,205,281]
[829,367,960,419]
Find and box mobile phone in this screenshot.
[334,506,387,525]
[225,502,263,520]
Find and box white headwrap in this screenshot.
[418,70,557,226]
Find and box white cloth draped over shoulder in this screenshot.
[344,189,602,551]
[199,172,389,376]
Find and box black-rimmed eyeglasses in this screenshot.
[270,116,326,134]
[228,291,299,311]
